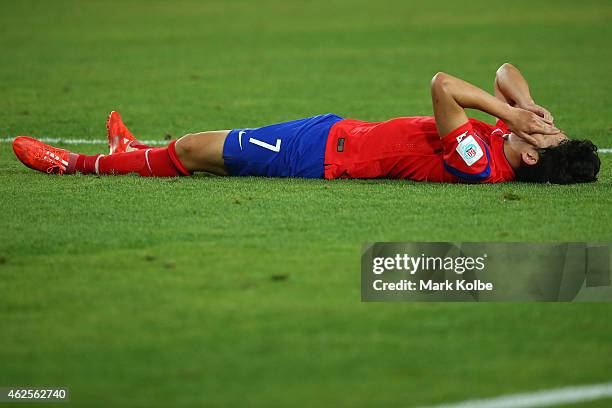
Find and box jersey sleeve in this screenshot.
[494,119,510,134]
[441,122,491,181]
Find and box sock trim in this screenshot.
[167,140,191,176]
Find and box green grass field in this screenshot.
[1,0,612,406]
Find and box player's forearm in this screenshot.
[436,73,514,121]
[495,63,534,106]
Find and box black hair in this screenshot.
[514,139,600,184]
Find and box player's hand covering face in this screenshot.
[525,130,568,149]
[518,102,554,123]
[506,107,560,148]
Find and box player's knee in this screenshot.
[175,133,201,163]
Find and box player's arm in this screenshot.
[494,63,553,122]
[431,72,558,146]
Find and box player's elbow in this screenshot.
[431,72,449,86]
[497,62,516,75]
[431,72,452,94]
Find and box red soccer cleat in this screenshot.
[12,136,76,175]
[106,111,138,154]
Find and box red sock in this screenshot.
[71,140,190,177]
[71,154,100,174]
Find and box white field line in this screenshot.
[420,382,612,408]
[0,137,167,146]
[0,137,611,153]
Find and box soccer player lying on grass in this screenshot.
[13,63,600,184]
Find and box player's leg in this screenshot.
[106,128,230,176]
[106,110,228,175]
[12,136,195,177]
[174,131,229,175]
[14,112,342,177]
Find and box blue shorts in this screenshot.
[223,113,343,178]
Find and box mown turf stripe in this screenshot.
[421,382,612,408]
[1,137,611,153]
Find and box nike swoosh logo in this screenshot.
[238,130,246,150]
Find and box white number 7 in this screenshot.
[249,137,281,152]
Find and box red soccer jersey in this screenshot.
[323,116,515,183]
